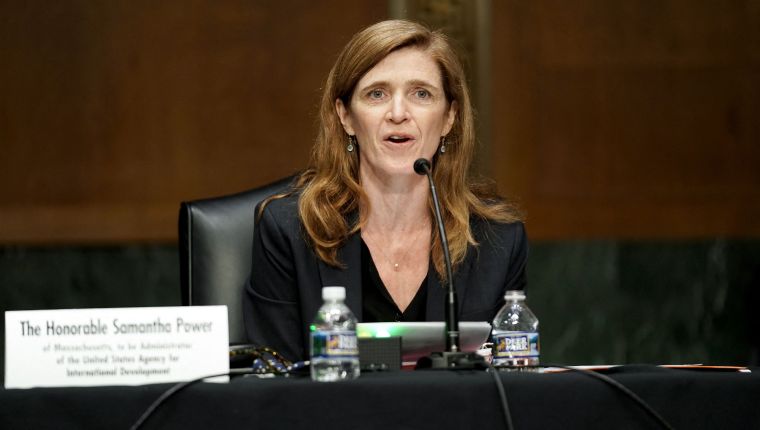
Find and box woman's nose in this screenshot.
[386,96,409,123]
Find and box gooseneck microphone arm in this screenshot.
[414,158,459,353]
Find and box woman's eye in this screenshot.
[369,89,384,99]
[415,89,430,99]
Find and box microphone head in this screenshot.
[413,158,431,175]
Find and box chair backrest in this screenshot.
[178,176,294,344]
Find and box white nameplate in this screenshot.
[4,306,229,389]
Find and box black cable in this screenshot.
[535,364,675,430]
[486,362,515,430]
[131,361,671,430]
[129,368,254,430]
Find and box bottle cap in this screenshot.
[504,290,526,300]
[322,286,346,300]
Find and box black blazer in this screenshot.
[243,194,528,362]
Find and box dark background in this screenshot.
[2,1,759,380]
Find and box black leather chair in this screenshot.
[178,176,294,344]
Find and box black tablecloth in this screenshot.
[2,365,759,429]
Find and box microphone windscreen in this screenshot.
[414,158,431,175]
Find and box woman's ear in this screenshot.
[335,98,355,135]
[443,100,458,136]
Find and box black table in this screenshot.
[2,365,759,429]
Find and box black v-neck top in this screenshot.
[361,238,427,322]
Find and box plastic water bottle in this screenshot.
[491,290,539,370]
[310,286,360,382]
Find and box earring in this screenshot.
[347,135,356,152]
[439,136,447,153]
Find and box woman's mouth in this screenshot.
[388,136,411,143]
[385,134,415,144]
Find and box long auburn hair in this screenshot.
[263,20,520,280]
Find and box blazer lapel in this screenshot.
[425,249,474,321]
[317,231,363,320]
[425,264,445,321]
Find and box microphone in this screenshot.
[414,159,486,370]
[413,158,459,353]
[412,158,430,176]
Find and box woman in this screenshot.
[243,20,527,362]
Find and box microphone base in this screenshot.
[415,351,489,370]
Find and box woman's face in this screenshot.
[336,47,457,179]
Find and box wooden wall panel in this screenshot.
[3,1,759,243]
[0,1,386,243]
[492,1,760,239]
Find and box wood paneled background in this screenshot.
[0,1,386,242]
[492,0,760,239]
[1,1,758,243]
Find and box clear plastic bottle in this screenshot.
[310,286,360,382]
[491,290,539,370]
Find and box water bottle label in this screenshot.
[493,332,539,358]
[310,331,358,359]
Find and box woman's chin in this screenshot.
[361,159,423,179]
